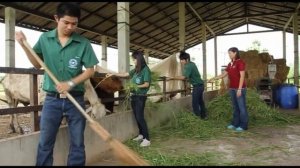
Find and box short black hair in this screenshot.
[179,51,190,61]
[56,2,81,19]
[228,47,240,59]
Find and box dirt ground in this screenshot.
[89,109,300,166]
[0,102,32,139]
[0,90,33,139]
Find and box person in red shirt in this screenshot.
[208,47,248,131]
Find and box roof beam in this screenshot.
[0,2,171,57]
[220,29,279,36]
[186,2,215,36]
[284,3,300,30]
[79,2,109,23]
[204,10,294,22]
[151,2,199,42]
[249,3,282,13]
[264,2,295,10]
[16,2,47,24]
[78,4,175,50]
[245,2,248,24]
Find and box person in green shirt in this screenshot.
[171,51,207,120]
[107,51,151,147]
[15,3,99,166]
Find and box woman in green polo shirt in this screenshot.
[171,51,207,120]
[108,51,151,147]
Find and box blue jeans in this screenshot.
[229,88,249,130]
[192,84,207,118]
[36,95,86,166]
[131,95,149,140]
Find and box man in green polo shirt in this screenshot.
[171,51,207,120]
[15,3,99,166]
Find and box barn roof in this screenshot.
[0,2,299,59]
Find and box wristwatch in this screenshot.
[67,80,76,88]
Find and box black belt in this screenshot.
[130,93,146,96]
[46,91,84,99]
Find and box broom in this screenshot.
[21,37,149,166]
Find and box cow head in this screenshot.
[91,75,124,93]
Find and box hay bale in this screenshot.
[273,59,286,65]
[259,52,271,63]
[247,69,265,80]
[275,66,290,83]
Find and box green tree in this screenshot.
[247,40,268,53]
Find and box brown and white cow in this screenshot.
[89,72,123,113]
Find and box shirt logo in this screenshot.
[68,59,78,69]
[135,77,141,84]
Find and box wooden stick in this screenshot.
[22,39,149,166]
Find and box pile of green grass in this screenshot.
[124,88,300,165]
[207,88,300,127]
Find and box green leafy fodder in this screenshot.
[122,71,161,109]
[125,139,221,166]
[207,88,300,127]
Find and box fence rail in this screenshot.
[0,67,206,132]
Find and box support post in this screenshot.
[101,35,108,69]
[202,23,207,90]
[179,2,185,51]
[5,7,15,67]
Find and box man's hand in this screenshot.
[15,31,27,46]
[56,82,72,94]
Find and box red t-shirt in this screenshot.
[225,59,246,89]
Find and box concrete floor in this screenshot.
[86,149,123,166]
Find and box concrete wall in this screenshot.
[0,90,218,166]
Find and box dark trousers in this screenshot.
[192,84,207,118]
[130,95,150,140]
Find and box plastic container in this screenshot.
[278,84,298,109]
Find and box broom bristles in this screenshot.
[89,122,150,166]
[109,139,150,166]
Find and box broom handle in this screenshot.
[22,40,112,141]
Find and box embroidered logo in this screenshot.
[68,59,78,69]
[135,77,141,84]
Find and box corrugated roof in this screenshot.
[0,2,299,59]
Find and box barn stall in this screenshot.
[0,1,299,166]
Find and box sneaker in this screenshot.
[132,134,143,141]
[227,125,235,129]
[201,116,208,120]
[140,138,151,147]
[235,127,245,132]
